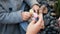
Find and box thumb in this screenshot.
[30,19,36,24]
[39,13,43,20]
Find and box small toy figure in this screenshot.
[29,9,38,21]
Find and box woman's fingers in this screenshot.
[30,19,36,24]
[35,8,44,29]
[41,20,45,29]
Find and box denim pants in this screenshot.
[19,3,29,34]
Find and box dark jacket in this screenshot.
[0,0,39,34]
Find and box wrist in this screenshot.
[26,32,37,34]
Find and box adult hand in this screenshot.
[26,11,44,34]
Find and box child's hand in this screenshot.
[32,5,40,13]
[22,12,32,21]
[39,5,48,14]
[32,5,48,14]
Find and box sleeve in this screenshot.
[0,5,23,24]
[24,0,39,7]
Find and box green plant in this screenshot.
[55,0,60,17]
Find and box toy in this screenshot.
[29,9,38,21]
